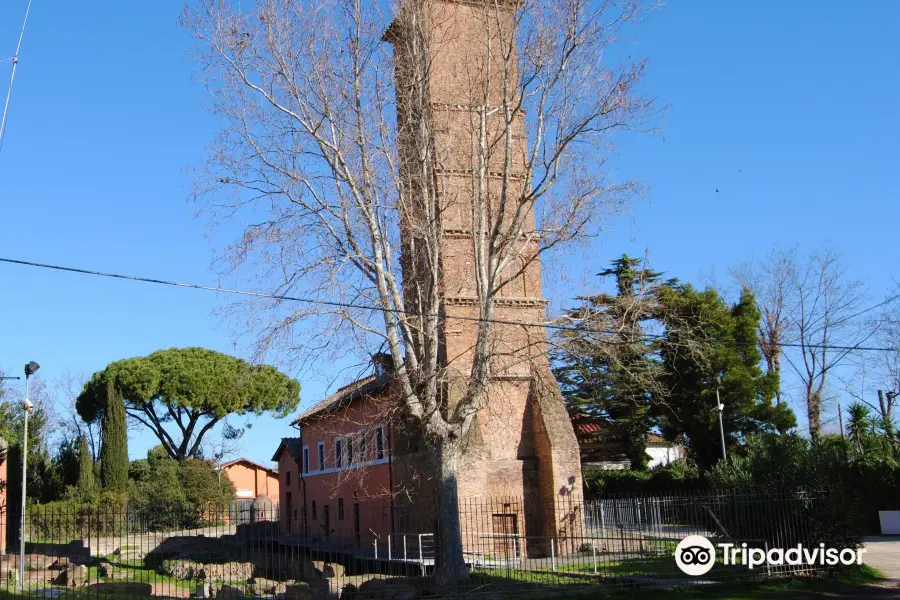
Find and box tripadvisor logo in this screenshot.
[674,535,867,577]
[675,536,716,576]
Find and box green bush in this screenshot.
[26,491,128,541]
[128,449,234,530]
[27,448,235,537]
[584,433,900,547]
[584,460,707,495]
[711,433,899,537]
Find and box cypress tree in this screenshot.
[77,434,94,495]
[100,380,129,492]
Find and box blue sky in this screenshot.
[0,1,898,464]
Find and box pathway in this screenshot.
[865,536,900,582]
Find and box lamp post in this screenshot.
[715,379,727,462]
[20,360,39,589]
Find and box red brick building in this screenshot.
[272,373,406,549]
[274,0,582,559]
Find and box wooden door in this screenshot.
[492,513,518,559]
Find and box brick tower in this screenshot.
[386,0,583,554]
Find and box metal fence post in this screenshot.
[403,535,407,561]
[551,537,557,572]
[592,541,598,575]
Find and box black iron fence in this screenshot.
[0,488,859,598]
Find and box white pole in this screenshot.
[592,542,597,575]
[388,535,392,561]
[716,388,727,461]
[551,538,556,572]
[403,535,407,561]
[19,374,30,590]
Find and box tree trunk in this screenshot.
[432,438,468,587]
[878,390,896,443]
[807,388,821,441]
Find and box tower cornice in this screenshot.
[383,0,521,44]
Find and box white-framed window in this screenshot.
[302,446,310,474]
[375,425,385,460]
[317,442,325,471]
[359,429,368,462]
[335,438,343,469]
[346,435,355,464]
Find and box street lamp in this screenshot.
[20,360,39,589]
[715,375,727,462]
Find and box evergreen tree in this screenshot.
[77,348,300,460]
[55,437,80,489]
[555,254,671,469]
[77,434,94,495]
[656,285,796,469]
[100,380,129,492]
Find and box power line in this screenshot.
[0,0,35,155]
[828,291,900,329]
[1,255,898,353]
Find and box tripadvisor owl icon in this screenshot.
[675,535,716,576]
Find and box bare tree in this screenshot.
[183,0,657,582]
[732,250,795,406]
[200,420,248,466]
[738,246,875,441]
[53,370,100,459]
[865,288,900,442]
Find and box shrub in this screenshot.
[711,433,899,537]
[583,460,706,496]
[584,433,900,547]
[26,491,128,541]
[128,449,234,530]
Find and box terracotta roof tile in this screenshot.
[292,373,392,423]
[220,457,278,475]
[576,422,602,434]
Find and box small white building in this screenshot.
[571,414,684,470]
[645,434,684,468]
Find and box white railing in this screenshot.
[376,533,435,566]
[374,532,529,568]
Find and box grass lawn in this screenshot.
[557,553,744,579]
[550,565,889,600]
[462,564,888,600]
[0,563,886,600]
